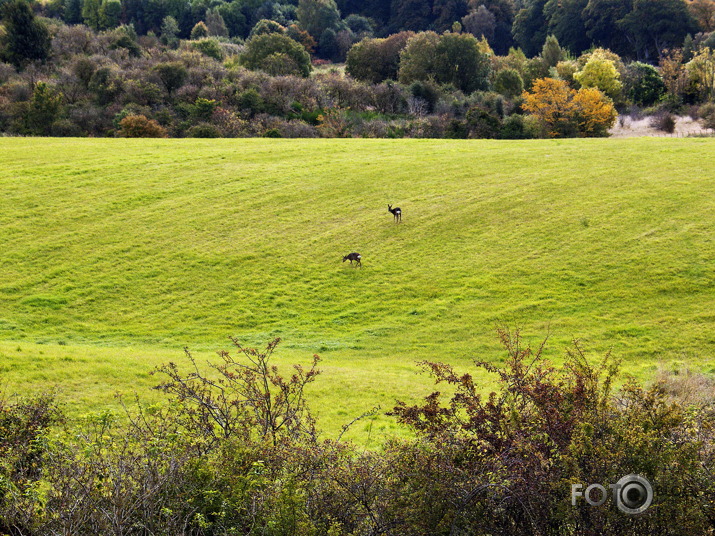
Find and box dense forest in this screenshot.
[1,0,715,138]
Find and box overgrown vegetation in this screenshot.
[2,0,715,138]
[1,331,713,534]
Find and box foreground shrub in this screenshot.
[390,328,715,535]
[0,331,714,534]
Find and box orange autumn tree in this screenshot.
[573,87,618,137]
[522,78,617,138]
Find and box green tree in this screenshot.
[205,7,228,37]
[434,32,491,92]
[398,31,440,84]
[63,0,83,24]
[191,38,223,60]
[24,81,63,135]
[399,32,490,93]
[512,0,547,57]
[573,49,623,100]
[99,0,122,29]
[1,0,51,69]
[297,0,340,40]
[344,13,374,38]
[241,33,312,77]
[389,0,433,31]
[190,21,209,39]
[687,47,715,101]
[154,61,187,95]
[493,67,524,97]
[470,0,516,54]
[218,2,248,38]
[249,19,287,38]
[543,0,590,56]
[618,0,698,62]
[432,0,469,33]
[540,34,564,68]
[346,31,413,83]
[581,0,631,56]
[81,0,101,29]
[462,5,496,42]
[624,61,666,106]
[160,15,180,47]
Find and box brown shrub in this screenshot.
[650,112,677,133]
[118,114,168,137]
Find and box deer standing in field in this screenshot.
[343,252,362,267]
[388,204,402,223]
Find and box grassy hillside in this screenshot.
[1,137,714,442]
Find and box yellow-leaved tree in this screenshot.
[523,78,617,138]
[573,49,623,101]
[573,87,619,137]
[522,78,579,137]
[687,47,715,101]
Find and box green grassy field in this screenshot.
[1,137,714,444]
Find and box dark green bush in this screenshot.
[191,38,224,60]
[466,105,501,138]
[494,68,524,98]
[241,33,312,78]
[187,122,220,137]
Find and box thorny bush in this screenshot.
[0,332,714,535]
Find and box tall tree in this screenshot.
[389,0,433,32]
[582,0,631,56]
[470,0,515,54]
[462,5,497,42]
[297,0,340,40]
[540,34,564,67]
[99,0,122,29]
[63,0,83,24]
[81,0,102,29]
[218,2,249,38]
[543,0,590,56]
[433,0,469,33]
[687,0,715,32]
[618,0,698,61]
[399,31,490,93]
[434,31,491,92]
[1,0,51,69]
[205,7,228,36]
[512,0,547,57]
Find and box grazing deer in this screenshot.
[388,204,402,223]
[343,252,362,267]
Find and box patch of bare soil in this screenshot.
[609,115,715,138]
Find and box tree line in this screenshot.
[5,0,715,60]
[2,0,715,138]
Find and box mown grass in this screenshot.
[1,137,714,443]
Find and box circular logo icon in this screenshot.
[615,474,653,514]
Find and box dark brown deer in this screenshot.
[343,252,362,267]
[388,204,402,223]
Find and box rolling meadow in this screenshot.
[1,137,715,444]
